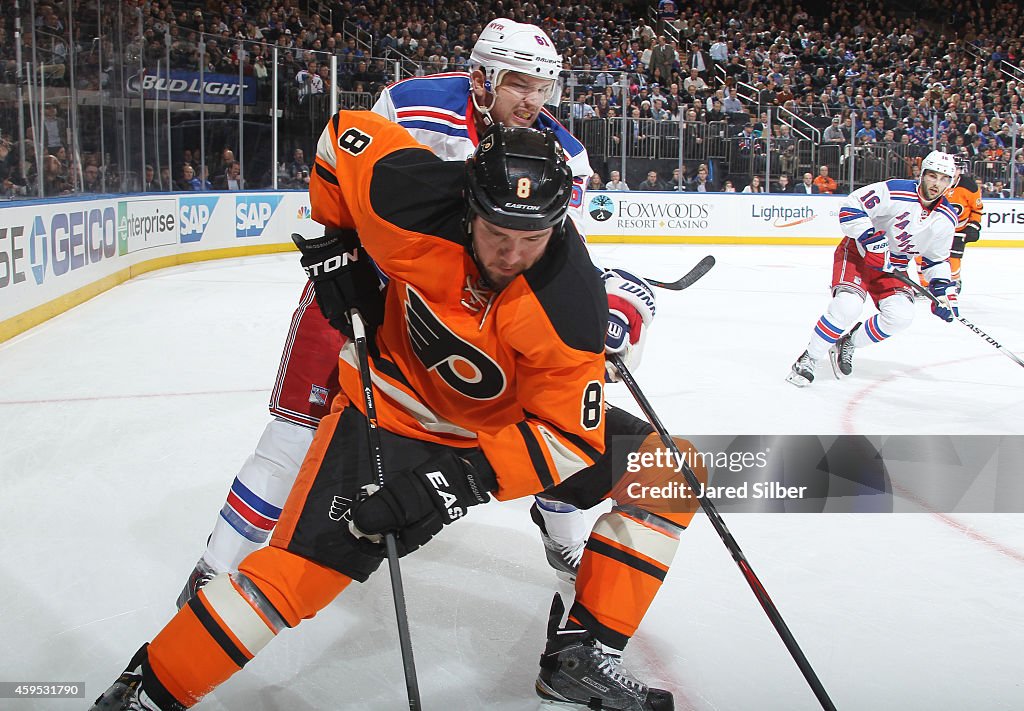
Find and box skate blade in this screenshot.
[785,371,812,387]
[828,348,844,379]
[539,701,589,709]
[536,680,592,709]
[536,679,575,708]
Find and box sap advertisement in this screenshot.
[581,192,1024,245]
[0,192,313,333]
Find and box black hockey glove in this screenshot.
[962,223,981,244]
[350,450,497,554]
[291,230,384,341]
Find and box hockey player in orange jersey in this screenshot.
[90,114,704,711]
[917,155,983,292]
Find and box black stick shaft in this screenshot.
[351,310,422,710]
[611,355,837,711]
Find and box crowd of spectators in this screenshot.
[2,0,1024,197]
[545,0,1024,193]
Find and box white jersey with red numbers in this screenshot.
[371,72,590,227]
[838,178,957,284]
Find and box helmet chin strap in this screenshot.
[464,209,497,289]
[471,71,499,130]
[471,90,496,129]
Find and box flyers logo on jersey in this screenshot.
[405,285,507,400]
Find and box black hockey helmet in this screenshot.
[952,153,970,177]
[465,124,574,232]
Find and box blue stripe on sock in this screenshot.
[814,325,840,343]
[229,478,284,519]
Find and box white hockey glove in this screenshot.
[855,228,890,271]
[603,268,656,382]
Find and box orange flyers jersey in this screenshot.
[309,110,608,501]
[946,175,984,235]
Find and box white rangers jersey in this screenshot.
[838,179,957,284]
[371,72,591,230]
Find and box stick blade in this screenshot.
[647,255,716,290]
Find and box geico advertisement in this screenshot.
[1,204,120,294]
[1,193,312,324]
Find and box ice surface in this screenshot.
[1,245,1022,710]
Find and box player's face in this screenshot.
[489,72,554,127]
[471,216,553,290]
[919,169,952,202]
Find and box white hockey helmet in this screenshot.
[921,150,958,182]
[469,19,562,105]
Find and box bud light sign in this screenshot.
[127,70,258,106]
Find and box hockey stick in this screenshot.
[350,310,422,710]
[644,255,716,291]
[890,270,1024,370]
[610,354,838,711]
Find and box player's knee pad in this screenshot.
[229,418,314,516]
[611,432,708,529]
[601,506,683,553]
[148,568,322,706]
[195,573,283,659]
[255,418,316,483]
[826,288,865,329]
[237,546,354,625]
[877,293,915,335]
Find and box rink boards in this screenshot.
[2,190,1023,342]
[580,190,1024,245]
[0,191,313,341]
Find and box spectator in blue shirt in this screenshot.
[175,163,202,191]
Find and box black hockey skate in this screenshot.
[90,645,180,711]
[175,557,217,610]
[829,322,860,378]
[536,594,673,711]
[530,502,585,582]
[785,350,819,387]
